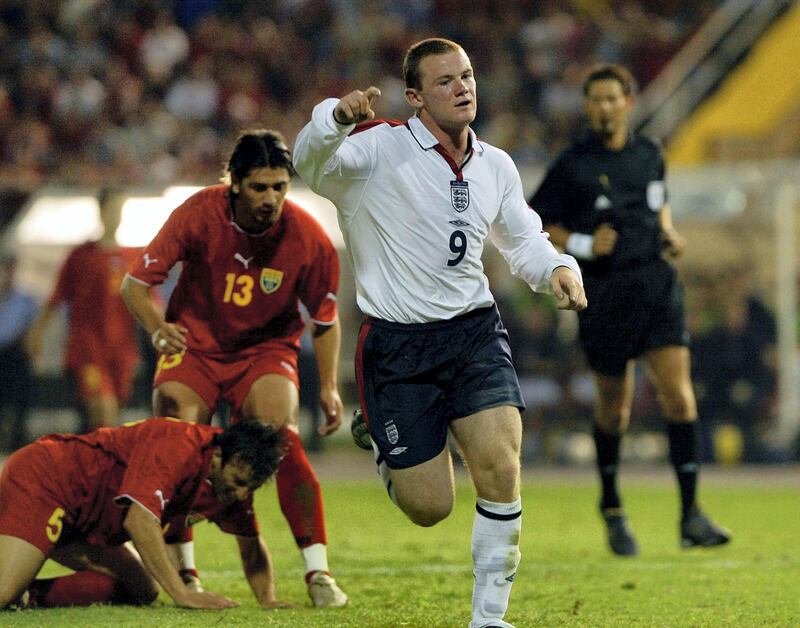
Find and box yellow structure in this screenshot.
[668,2,800,165]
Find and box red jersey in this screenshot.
[128,185,339,356]
[49,242,140,370]
[32,418,257,546]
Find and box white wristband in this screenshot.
[565,233,594,260]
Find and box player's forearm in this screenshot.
[658,204,675,232]
[123,504,190,604]
[237,535,278,607]
[121,274,164,335]
[543,224,570,249]
[293,98,353,191]
[312,316,341,392]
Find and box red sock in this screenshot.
[163,513,194,544]
[29,571,119,607]
[276,429,327,547]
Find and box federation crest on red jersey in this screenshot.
[259,268,283,294]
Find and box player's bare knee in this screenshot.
[241,412,291,429]
[115,579,158,606]
[596,408,629,434]
[404,501,452,527]
[660,391,695,422]
[154,393,183,418]
[396,486,453,527]
[137,582,159,606]
[475,458,519,502]
[0,582,23,609]
[664,403,695,423]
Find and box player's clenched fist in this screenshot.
[551,267,588,312]
[333,86,381,125]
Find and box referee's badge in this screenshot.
[259,267,283,294]
[647,181,666,211]
[450,180,470,212]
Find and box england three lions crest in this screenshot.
[450,180,470,212]
[259,268,284,294]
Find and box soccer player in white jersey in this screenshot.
[294,38,587,628]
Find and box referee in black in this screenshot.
[529,64,730,556]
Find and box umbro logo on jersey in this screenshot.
[450,180,470,212]
[449,219,470,227]
[143,253,158,268]
[594,195,612,210]
[234,252,254,269]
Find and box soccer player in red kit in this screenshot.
[26,188,140,432]
[121,129,348,607]
[0,418,290,610]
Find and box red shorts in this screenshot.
[0,444,73,556]
[152,343,299,417]
[69,358,138,405]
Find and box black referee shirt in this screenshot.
[530,131,667,278]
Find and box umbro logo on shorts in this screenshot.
[388,447,407,455]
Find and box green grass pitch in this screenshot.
[9,464,800,627]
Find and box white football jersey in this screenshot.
[294,98,581,323]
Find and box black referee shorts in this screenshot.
[578,259,689,377]
[355,305,524,469]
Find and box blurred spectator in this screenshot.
[24,188,141,433]
[164,56,219,122]
[692,270,776,463]
[0,251,39,451]
[138,9,189,87]
[0,1,721,187]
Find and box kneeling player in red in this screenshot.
[0,418,290,610]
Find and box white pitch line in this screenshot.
[199,558,795,580]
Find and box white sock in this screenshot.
[470,497,522,628]
[172,541,196,571]
[302,542,330,576]
[371,440,399,506]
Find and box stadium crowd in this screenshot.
[0,0,720,188]
[0,0,783,465]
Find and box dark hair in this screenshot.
[213,421,285,484]
[225,129,295,184]
[582,64,637,97]
[403,38,463,90]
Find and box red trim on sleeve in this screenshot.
[349,119,405,136]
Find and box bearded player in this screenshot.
[121,129,347,607]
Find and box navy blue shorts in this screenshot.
[355,305,524,469]
[579,259,689,377]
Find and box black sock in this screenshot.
[593,424,622,511]
[667,421,699,518]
